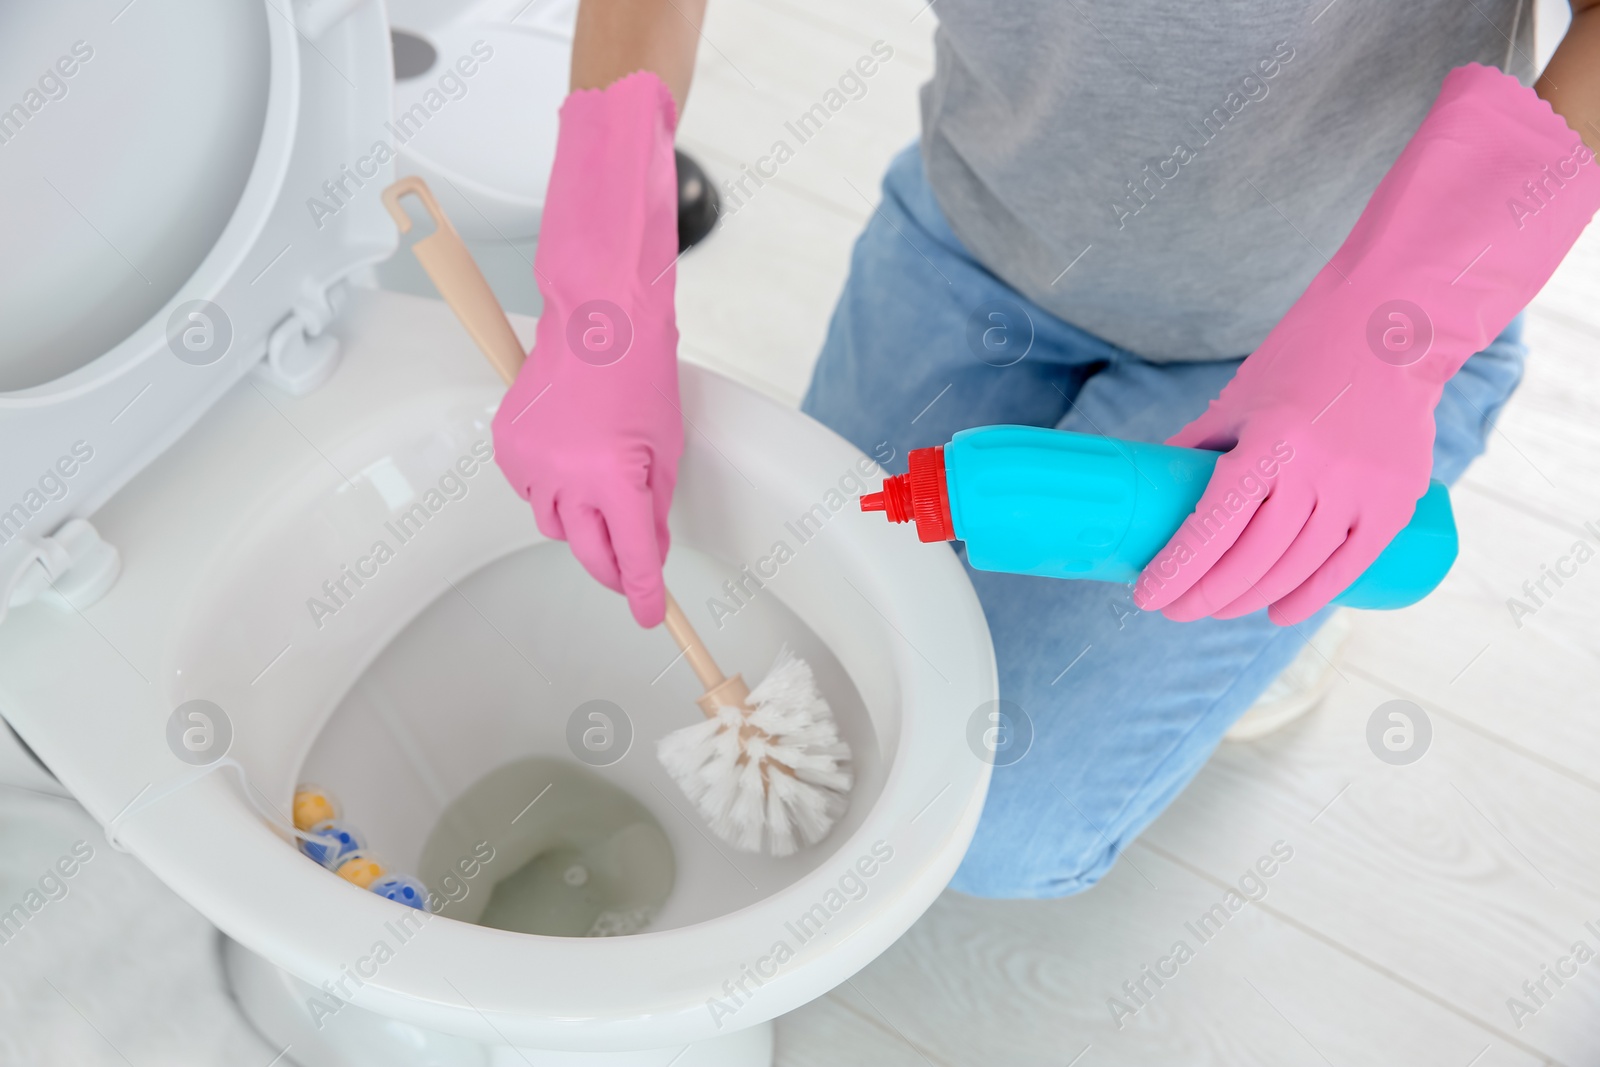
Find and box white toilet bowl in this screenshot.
[0,290,996,1056]
[0,2,996,1062]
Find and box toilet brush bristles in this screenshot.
[657,647,852,857]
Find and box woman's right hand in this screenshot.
[491,71,684,628]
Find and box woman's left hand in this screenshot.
[1137,63,1600,626]
[1132,314,1438,627]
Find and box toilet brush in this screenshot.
[656,597,852,856]
[381,176,853,857]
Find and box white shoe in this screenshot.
[1224,610,1355,742]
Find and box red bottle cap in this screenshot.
[859,446,954,542]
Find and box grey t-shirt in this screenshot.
[920,0,1536,361]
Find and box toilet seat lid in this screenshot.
[0,0,395,601]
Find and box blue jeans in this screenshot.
[802,146,1527,899]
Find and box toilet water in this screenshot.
[416,756,674,938]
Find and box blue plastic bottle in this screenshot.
[860,425,1457,610]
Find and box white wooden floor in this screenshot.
[4,2,1598,1065]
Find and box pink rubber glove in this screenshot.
[491,72,683,627]
[1136,64,1600,626]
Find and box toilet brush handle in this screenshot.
[380,175,526,386]
[665,591,751,716]
[663,591,728,690]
